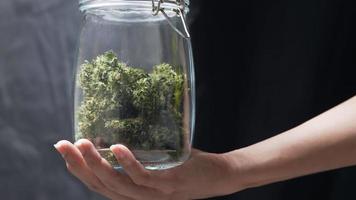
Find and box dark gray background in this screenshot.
[191,0,356,200]
[0,0,105,199]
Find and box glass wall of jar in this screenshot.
[74,0,195,170]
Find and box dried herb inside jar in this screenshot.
[76,51,185,159]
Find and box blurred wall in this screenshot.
[0,0,105,199]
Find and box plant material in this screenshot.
[77,51,184,153]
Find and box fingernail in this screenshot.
[110,144,118,151]
[74,141,83,149]
[54,143,65,158]
[110,145,124,160]
[54,143,61,154]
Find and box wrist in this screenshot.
[222,148,261,192]
[210,150,251,196]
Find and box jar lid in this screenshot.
[79,0,189,13]
[79,0,191,39]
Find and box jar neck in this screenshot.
[79,0,189,13]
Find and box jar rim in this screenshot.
[79,0,189,13]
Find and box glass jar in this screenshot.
[74,0,195,170]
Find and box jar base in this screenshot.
[113,161,184,171]
[98,148,188,171]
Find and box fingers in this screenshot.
[55,140,86,168]
[110,144,178,195]
[74,140,131,189]
[75,139,161,200]
[110,145,150,186]
[74,139,127,183]
[54,140,133,200]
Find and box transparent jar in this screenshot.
[74,0,195,170]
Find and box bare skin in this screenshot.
[55,96,356,200]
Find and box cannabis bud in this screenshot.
[76,51,184,159]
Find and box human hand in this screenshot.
[54,139,240,200]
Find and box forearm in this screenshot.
[227,96,356,191]
[55,96,356,199]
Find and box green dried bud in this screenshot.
[77,51,184,154]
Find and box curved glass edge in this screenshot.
[187,39,196,146]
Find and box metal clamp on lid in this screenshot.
[151,0,190,39]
